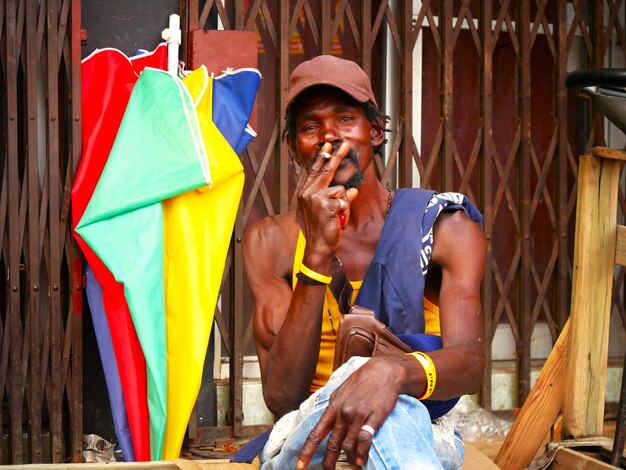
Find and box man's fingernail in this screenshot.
[296,459,305,470]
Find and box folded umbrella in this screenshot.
[73,44,168,461]
[76,68,211,460]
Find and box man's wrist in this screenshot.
[406,352,436,399]
[301,251,333,274]
[296,270,330,285]
[397,355,428,397]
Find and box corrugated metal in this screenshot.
[1,0,82,463]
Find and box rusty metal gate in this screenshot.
[181,0,626,440]
[1,0,626,463]
[1,0,83,464]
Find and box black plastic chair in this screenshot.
[566,68,626,135]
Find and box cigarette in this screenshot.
[319,151,332,159]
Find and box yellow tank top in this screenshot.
[293,231,441,392]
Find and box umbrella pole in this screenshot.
[165,14,181,77]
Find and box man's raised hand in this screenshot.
[296,142,357,257]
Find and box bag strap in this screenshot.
[328,256,353,315]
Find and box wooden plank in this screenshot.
[495,319,570,470]
[563,155,622,437]
[187,425,271,447]
[615,226,626,267]
[462,443,500,470]
[552,448,618,470]
[591,147,626,162]
[0,459,257,470]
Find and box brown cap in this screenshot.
[286,55,378,110]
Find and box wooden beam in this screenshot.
[495,320,569,470]
[591,147,626,162]
[563,154,622,437]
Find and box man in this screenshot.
[243,55,486,469]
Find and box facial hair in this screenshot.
[344,171,365,189]
[331,146,364,189]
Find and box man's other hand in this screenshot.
[296,357,404,469]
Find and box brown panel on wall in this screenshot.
[188,30,258,71]
[187,30,259,129]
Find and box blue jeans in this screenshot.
[260,357,464,469]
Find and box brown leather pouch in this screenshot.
[332,305,412,371]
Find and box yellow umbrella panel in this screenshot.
[162,66,246,458]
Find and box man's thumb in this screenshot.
[346,187,359,203]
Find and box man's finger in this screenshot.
[299,143,333,194]
[340,423,360,457]
[302,142,350,191]
[354,422,377,467]
[310,142,333,173]
[322,423,347,470]
[346,187,359,203]
[337,198,347,212]
[296,407,336,470]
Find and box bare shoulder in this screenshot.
[430,210,487,272]
[243,211,299,280]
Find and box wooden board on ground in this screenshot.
[0,459,258,470]
[467,440,504,461]
[463,443,500,469]
[552,448,619,470]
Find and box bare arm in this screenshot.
[243,216,327,416]
[400,209,487,398]
[244,143,356,417]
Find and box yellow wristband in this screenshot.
[299,263,332,285]
[407,351,436,400]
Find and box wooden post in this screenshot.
[563,151,623,437]
[495,320,569,469]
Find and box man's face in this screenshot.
[291,87,380,189]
